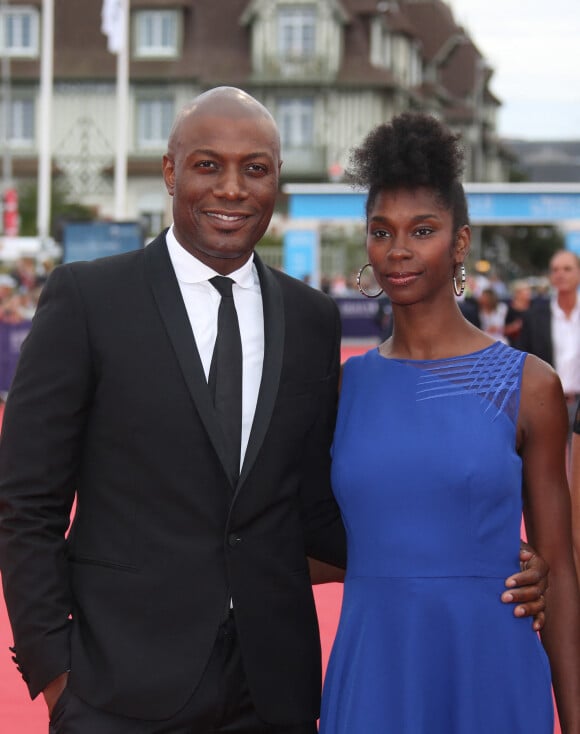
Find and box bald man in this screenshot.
[0,88,547,733]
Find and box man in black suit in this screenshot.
[0,88,547,733]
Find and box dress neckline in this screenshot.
[372,340,503,365]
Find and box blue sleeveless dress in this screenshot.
[320,342,554,734]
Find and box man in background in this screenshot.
[518,249,580,435]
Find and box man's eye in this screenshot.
[247,164,267,174]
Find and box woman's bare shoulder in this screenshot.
[521,353,562,398]
[519,352,567,435]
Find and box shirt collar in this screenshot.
[551,294,580,319]
[166,225,256,289]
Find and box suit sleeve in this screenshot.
[0,265,94,698]
[298,301,346,569]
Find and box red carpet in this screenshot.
[0,598,46,732]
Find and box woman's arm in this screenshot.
[520,355,580,734]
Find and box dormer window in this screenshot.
[278,4,317,59]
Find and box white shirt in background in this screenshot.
[551,296,580,395]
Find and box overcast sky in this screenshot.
[446,0,580,140]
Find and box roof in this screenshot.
[9,0,496,110]
[400,0,459,62]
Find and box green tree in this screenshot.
[505,226,563,275]
[17,179,95,238]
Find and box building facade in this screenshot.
[1,0,508,236]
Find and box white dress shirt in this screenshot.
[166,226,264,469]
[551,296,580,395]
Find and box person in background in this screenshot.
[477,286,508,343]
[504,279,532,347]
[10,256,41,293]
[517,249,580,438]
[0,275,18,323]
[0,88,548,734]
[319,113,580,734]
[457,292,481,327]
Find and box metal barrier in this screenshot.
[0,297,381,394]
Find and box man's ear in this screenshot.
[162,155,175,196]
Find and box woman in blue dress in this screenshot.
[320,114,580,733]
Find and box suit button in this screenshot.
[228,534,242,547]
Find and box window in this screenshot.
[136,99,173,149]
[381,33,392,69]
[2,98,35,147]
[1,6,39,57]
[278,98,314,148]
[277,5,316,58]
[135,10,179,58]
[137,190,166,239]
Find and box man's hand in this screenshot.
[501,545,549,631]
[43,672,69,718]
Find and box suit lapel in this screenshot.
[237,255,285,490]
[144,238,285,494]
[144,235,232,483]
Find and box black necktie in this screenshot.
[208,276,243,484]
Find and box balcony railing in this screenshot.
[259,54,332,81]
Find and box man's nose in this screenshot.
[214,168,247,200]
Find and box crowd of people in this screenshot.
[0,87,578,734]
[0,256,52,324]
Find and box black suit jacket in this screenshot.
[515,298,553,365]
[0,233,346,724]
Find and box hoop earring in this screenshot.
[453,263,466,297]
[357,263,383,298]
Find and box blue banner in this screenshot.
[286,185,580,225]
[283,229,319,286]
[63,222,144,263]
[565,230,580,255]
[334,296,382,339]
